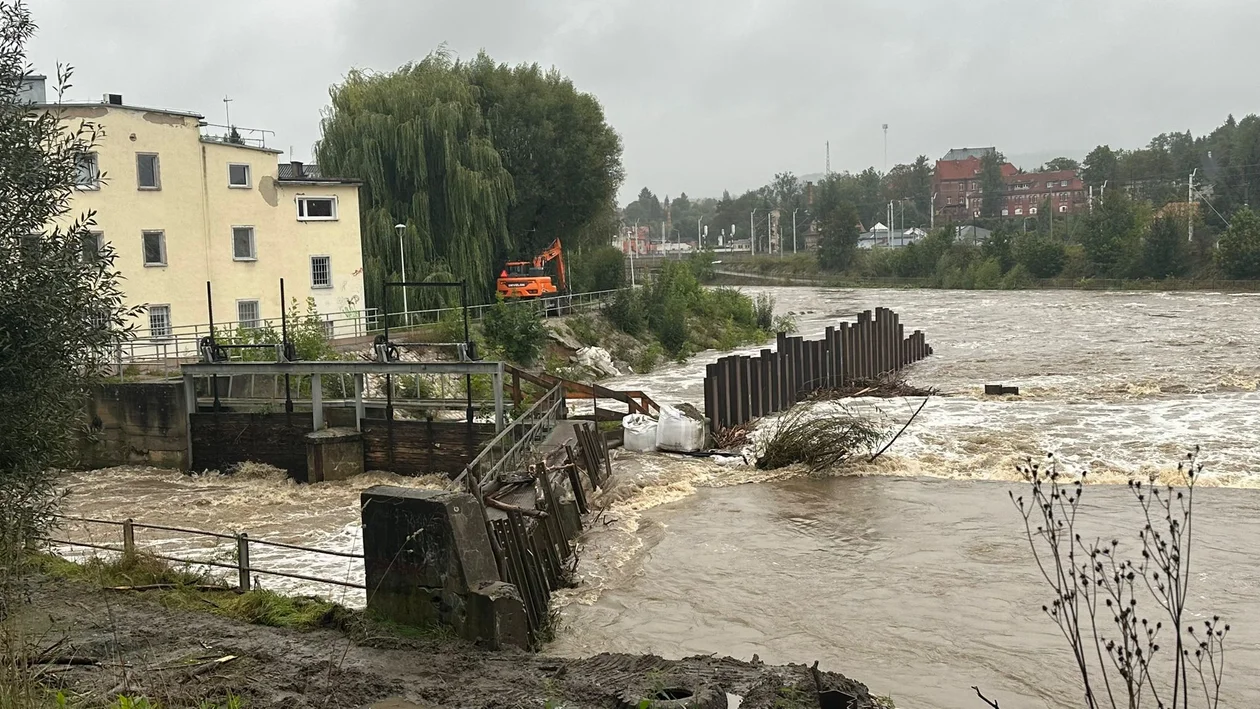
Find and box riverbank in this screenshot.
[5,566,877,708]
[711,266,1260,292]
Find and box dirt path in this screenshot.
[11,574,873,708]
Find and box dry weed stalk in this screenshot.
[985,448,1228,709]
[756,405,886,472]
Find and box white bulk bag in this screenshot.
[622,413,658,452]
[655,404,706,453]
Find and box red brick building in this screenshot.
[933,147,1017,221]
[933,147,1088,220]
[1000,170,1087,217]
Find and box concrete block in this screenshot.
[466,580,530,650]
[361,486,499,634]
[307,427,364,483]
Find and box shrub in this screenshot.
[753,292,775,331]
[656,301,688,356]
[482,297,546,365]
[603,288,645,336]
[569,245,625,292]
[1015,234,1068,278]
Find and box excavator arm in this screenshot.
[531,238,566,290]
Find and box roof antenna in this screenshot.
[222,95,232,127]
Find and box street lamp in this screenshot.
[698,215,705,251]
[792,208,799,254]
[394,223,408,325]
[750,209,758,256]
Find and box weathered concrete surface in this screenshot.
[306,427,364,482]
[81,382,188,469]
[361,486,528,649]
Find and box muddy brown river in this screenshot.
[58,287,1260,708]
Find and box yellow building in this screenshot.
[34,83,366,350]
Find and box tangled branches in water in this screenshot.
[755,404,886,472]
[980,448,1228,709]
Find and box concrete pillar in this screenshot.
[307,428,364,483]
[353,374,365,431]
[493,362,506,432]
[311,373,323,430]
[361,486,528,649]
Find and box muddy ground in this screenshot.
[10,574,874,708]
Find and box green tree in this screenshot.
[1,3,138,581]
[1082,145,1119,188]
[1015,234,1067,278]
[568,245,624,292]
[461,53,624,259]
[979,151,1007,218]
[316,52,514,308]
[1217,207,1260,279]
[1141,215,1189,279]
[981,226,1016,271]
[813,174,862,271]
[1042,156,1081,172]
[1079,192,1142,276]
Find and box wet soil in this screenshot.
[10,574,872,708]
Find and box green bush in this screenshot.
[656,301,688,356]
[569,245,626,292]
[1015,235,1068,278]
[753,292,775,331]
[1001,263,1033,289]
[968,257,1004,289]
[603,288,646,336]
[482,297,547,365]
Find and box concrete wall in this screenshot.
[82,382,188,469]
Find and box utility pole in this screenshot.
[750,209,757,256]
[826,141,831,176]
[223,95,233,127]
[792,208,799,253]
[931,192,937,230]
[1088,185,1094,214]
[1189,169,1198,242]
[698,215,705,251]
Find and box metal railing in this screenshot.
[455,383,566,493]
[46,514,366,591]
[112,288,627,374]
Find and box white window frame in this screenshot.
[1001,208,1009,216]
[1014,207,1023,216]
[228,163,252,189]
[76,152,100,190]
[236,299,261,329]
[148,304,172,340]
[1030,207,1038,215]
[310,255,332,289]
[141,230,167,267]
[232,225,256,261]
[136,152,161,190]
[297,196,338,221]
[1060,205,1069,213]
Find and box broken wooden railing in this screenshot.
[703,307,932,432]
[453,383,566,494]
[505,364,658,417]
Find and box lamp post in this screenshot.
[750,209,758,256]
[698,215,705,251]
[395,223,407,325]
[792,208,799,254]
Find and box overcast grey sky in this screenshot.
[27,0,1260,204]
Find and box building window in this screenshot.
[81,231,103,262]
[310,255,331,288]
[228,163,251,188]
[1002,208,1009,216]
[232,226,256,260]
[90,309,111,331]
[1030,207,1038,215]
[1060,180,1068,187]
[142,230,166,266]
[237,299,260,329]
[148,304,171,339]
[1015,207,1023,216]
[946,197,954,205]
[297,196,337,221]
[76,152,100,189]
[1060,205,1068,213]
[136,153,161,189]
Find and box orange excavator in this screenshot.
[496,238,567,299]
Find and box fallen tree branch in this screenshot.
[868,397,929,464]
[483,496,548,518]
[107,584,232,592]
[3,656,98,667]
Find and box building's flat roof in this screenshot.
[199,137,283,154]
[34,101,204,120]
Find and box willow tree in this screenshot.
[316,52,513,311]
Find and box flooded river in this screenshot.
[59,287,1260,707]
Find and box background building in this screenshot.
[1001,170,1087,217]
[35,81,365,341]
[933,147,1017,221]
